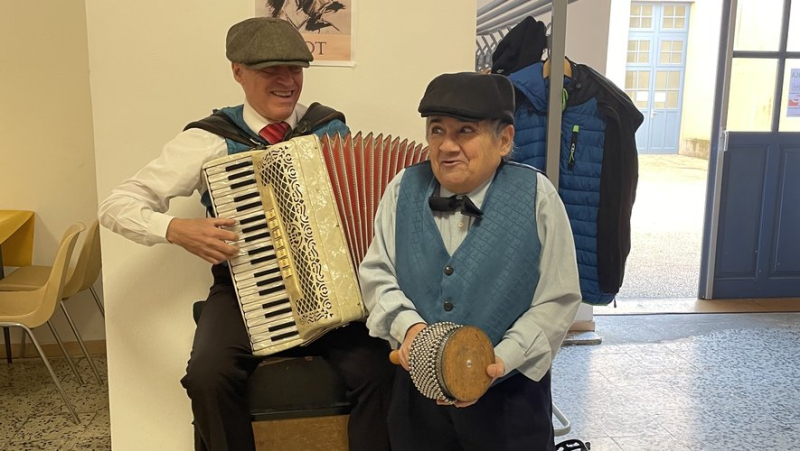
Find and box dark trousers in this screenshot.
[180,266,395,451]
[389,368,555,451]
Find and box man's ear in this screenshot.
[498,124,515,157]
[232,63,243,83]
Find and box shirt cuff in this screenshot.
[149,212,174,244]
[389,310,427,344]
[494,338,526,374]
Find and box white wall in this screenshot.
[0,1,104,345]
[87,1,475,449]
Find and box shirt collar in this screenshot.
[242,101,306,135]
[439,176,493,210]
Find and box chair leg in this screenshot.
[20,328,26,358]
[3,327,11,363]
[46,321,85,386]
[19,324,80,424]
[59,300,103,384]
[89,286,105,317]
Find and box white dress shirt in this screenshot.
[98,102,307,245]
[359,167,582,382]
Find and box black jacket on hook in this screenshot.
[491,16,548,75]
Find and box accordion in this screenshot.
[202,133,429,356]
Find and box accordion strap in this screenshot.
[287,102,346,139]
[184,103,346,146]
[184,111,263,147]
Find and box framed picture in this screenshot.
[255,0,355,66]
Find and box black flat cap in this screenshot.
[226,17,313,69]
[418,72,515,124]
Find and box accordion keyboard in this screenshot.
[203,154,304,354]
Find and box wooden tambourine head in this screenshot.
[439,326,494,402]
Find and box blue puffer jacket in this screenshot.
[509,62,613,305]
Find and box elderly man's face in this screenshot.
[427,116,514,194]
[233,63,303,122]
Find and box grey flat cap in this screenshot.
[226,17,313,69]
[418,72,515,124]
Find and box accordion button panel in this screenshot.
[203,154,304,355]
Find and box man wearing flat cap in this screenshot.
[360,72,582,451]
[99,17,393,451]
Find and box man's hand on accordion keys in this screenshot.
[166,217,239,264]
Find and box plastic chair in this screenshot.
[0,222,85,424]
[0,219,103,383]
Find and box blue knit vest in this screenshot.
[395,162,542,345]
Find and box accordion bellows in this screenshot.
[202,133,429,356]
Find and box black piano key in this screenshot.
[261,298,289,310]
[243,222,269,234]
[264,307,293,319]
[254,266,281,279]
[240,215,262,225]
[255,274,283,287]
[233,192,260,203]
[259,285,285,296]
[245,232,272,243]
[225,161,251,172]
[250,255,276,265]
[228,170,255,181]
[268,322,294,332]
[231,179,256,190]
[248,244,274,256]
[236,201,262,212]
[270,331,300,342]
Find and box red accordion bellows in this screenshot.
[320,132,429,267]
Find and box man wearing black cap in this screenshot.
[99,17,393,451]
[359,72,582,450]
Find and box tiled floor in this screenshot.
[0,354,110,450]
[553,312,800,450]
[3,312,800,450]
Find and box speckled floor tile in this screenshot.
[72,435,111,450]
[4,437,78,451]
[11,412,94,442]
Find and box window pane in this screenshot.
[675,18,685,29]
[779,59,800,131]
[630,16,641,28]
[654,91,666,108]
[627,52,637,63]
[668,72,681,89]
[642,41,650,51]
[639,52,650,63]
[639,71,651,88]
[733,0,784,51]
[626,72,635,88]
[642,17,652,28]
[631,4,641,16]
[676,5,687,18]
[727,58,777,131]
[671,52,682,64]
[656,71,668,88]
[664,5,674,16]
[789,0,800,51]
[667,91,680,108]
[643,5,653,16]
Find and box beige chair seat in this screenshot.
[0,265,56,291]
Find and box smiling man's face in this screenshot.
[426,116,514,194]
[233,63,303,122]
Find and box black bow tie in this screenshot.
[428,194,483,218]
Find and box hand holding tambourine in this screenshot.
[389,322,501,405]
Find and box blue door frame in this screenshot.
[700,0,800,298]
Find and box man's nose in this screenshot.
[439,135,460,152]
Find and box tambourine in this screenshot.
[389,322,495,403]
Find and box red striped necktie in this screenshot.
[259,121,291,145]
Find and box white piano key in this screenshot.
[235,266,282,290]
[230,245,276,267]
[207,166,255,184]
[240,287,289,307]
[238,278,285,298]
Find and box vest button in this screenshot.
[443,301,454,311]
[443,265,454,275]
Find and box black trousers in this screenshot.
[388,368,555,451]
[180,265,395,451]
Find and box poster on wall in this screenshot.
[255,0,354,66]
[788,68,800,117]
